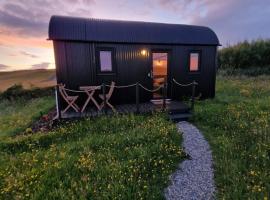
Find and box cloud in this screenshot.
[156,0,193,13]
[0,9,47,37]
[0,0,269,53]
[193,0,270,45]
[4,3,33,18]
[20,51,39,58]
[123,0,270,45]
[0,0,269,45]
[0,0,95,37]
[149,0,270,45]
[31,62,50,69]
[67,8,92,17]
[0,64,10,70]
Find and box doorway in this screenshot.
[151,52,168,99]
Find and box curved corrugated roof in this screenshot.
[48,16,220,45]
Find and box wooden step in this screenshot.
[169,112,193,122]
[166,101,190,114]
[168,107,191,114]
[150,99,171,105]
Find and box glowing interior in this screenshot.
[190,53,199,71]
[153,53,167,78]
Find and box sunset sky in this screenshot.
[0,0,269,71]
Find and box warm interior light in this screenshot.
[190,53,199,71]
[141,49,147,56]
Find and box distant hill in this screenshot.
[0,69,56,92]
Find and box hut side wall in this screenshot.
[170,45,217,99]
[53,41,217,105]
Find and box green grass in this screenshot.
[0,85,185,199]
[194,75,270,199]
[0,113,185,199]
[1,73,269,199]
[218,67,270,76]
[0,96,55,139]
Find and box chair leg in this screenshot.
[62,100,79,114]
[70,100,79,112]
[99,102,104,110]
[73,103,80,112]
[106,100,116,112]
[62,104,72,114]
[71,104,79,112]
[72,97,80,112]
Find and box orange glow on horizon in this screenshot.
[0,35,52,49]
[0,32,55,71]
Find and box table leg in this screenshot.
[90,97,101,111]
[81,91,92,113]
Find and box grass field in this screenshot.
[0,69,56,92]
[195,75,270,199]
[0,114,185,199]
[0,72,269,199]
[0,92,185,199]
[0,97,54,139]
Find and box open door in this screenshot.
[151,52,168,99]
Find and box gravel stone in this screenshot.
[164,121,215,200]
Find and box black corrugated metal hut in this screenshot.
[49,15,220,106]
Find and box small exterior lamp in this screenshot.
[140,49,147,56]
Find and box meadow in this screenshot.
[0,72,269,199]
[0,85,55,139]
[195,74,270,199]
[0,86,185,199]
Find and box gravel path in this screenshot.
[165,121,215,200]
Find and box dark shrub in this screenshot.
[218,39,270,70]
[0,84,54,101]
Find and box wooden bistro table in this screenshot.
[79,86,101,112]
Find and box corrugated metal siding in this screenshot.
[53,41,68,109]
[170,45,217,99]
[94,43,153,103]
[53,41,67,84]
[53,40,217,105]
[49,16,220,46]
[65,42,93,89]
[49,16,86,41]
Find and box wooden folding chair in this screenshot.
[99,82,116,112]
[58,84,80,114]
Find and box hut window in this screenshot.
[189,52,200,72]
[99,51,113,72]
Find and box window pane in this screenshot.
[190,53,199,71]
[100,51,112,72]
